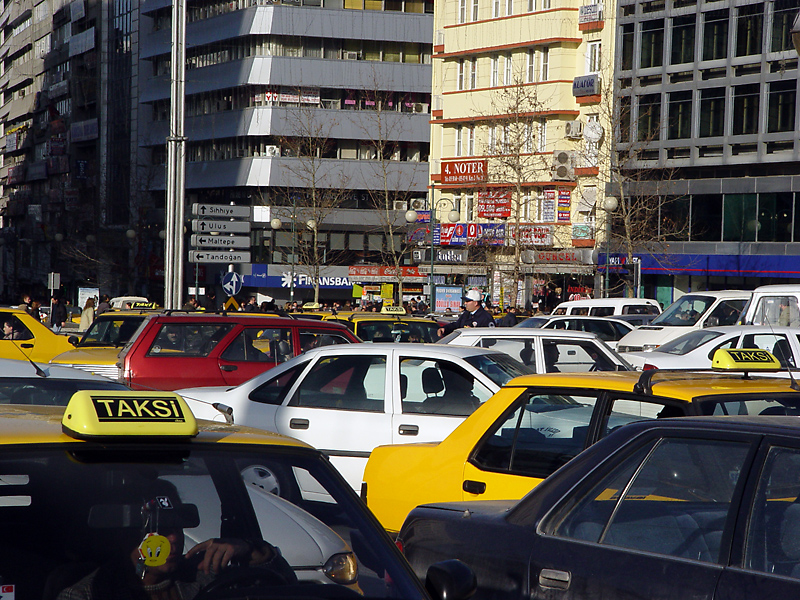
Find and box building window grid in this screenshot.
[471,0,479,21]
[540,47,549,81]
[505,53,513,84]
[470,58,478,89]
[491,55,499,86]
[586,41,601,74]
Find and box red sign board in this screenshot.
[477,190,512,218]
[441,159,487,185]
[348,266,422,278]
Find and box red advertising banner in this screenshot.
[441,159,487,185]
[477,190,512,218]
[348,266,422,278]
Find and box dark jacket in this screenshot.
[441,305,495,335]
[496,312,518,327]
[50,302,68,327]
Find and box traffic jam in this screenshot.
[5,284,800,599]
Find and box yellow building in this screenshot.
[427,0,614,304]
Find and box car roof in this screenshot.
[0,358,117,380]
[752,284,800,293]
[555,298,659,307]
[674,290,752,299]
[698,325,800,335]
[501,370,800,401]
[544,315,634,325]
[450,327,609,340]
[606,413,800,438]
[149,313,351,329]
[0,404,313,447]
[300,341,508,358]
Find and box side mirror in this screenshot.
[68,335,79,346]
[425,560,477,600]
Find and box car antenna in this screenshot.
[10,342,47,378]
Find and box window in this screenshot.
[459,0,466,22]
[541,339,617,373]
[527,0,535,11]
[505,0,512,16]
[458,59,465,90]
[586,41,601,73]
[703,9,729,61]
[220,327,291,363]
[537,118,547,153]
[670,15,695,64]
[668,91,692,139]
[289,355,386,412]
[491,55,499,86]
[552,437,750,563]
[471,0,479,20]
[467,126,475,155]
[470,58,478,89]
[488,125,497,152]
[640,19,664,68]
[504,53,513,84]
[147,323,234,357]
[585,114,599,165]
[758,193,794,243]
[399,358,492,416]
[472,391,600,478]
[735,3,763,57]
[772,0,796,52]
[527,49,535,82]
[733,84,760,135]
[638,94,661,142]
[768,80,796,133]
[739,333,796,367]
[456,125,463,156]
[539,47,549,80]
[722,194,757,242]
[492,0,500,18]
[749,296,800,328]
[541,0,549,7]
[699,88,725,138]
[621,24,634,70]
[250,361,308,405]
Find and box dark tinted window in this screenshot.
[0,378,128,406]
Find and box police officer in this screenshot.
[437,290,495,337]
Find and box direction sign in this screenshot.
[191,220,251,234]
[222,271,243,296]
[190,234,250,249]
[188,251,252,263]
[192,203,252,219]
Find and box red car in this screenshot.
[117,313,360,390]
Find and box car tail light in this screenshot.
[643,363,657,371]
[395,538,404,554]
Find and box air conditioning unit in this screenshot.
[412,103,429,113]
[565,120,584,139]
[265,145,281,157]
[343,51,359,60]
[394,200,408,211]
[410,198,426,210]
[552,150,575,181]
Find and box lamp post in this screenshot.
[602,196,618,298]
[270,216,295,304]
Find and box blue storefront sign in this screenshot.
[599,253,800,278]
[242,265,352,289]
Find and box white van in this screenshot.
[551,298,661,317]
[616,290,751,353]
[739,285,800,327]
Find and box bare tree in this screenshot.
[277,94,353,305]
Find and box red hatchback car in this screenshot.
[117,313,361,391]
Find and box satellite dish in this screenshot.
[584,121,604,142]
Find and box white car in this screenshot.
[438,328,632,372]
[513,315,634,350]
[177,343,531,492]
[616,290,751,353]
[621,325,800,374]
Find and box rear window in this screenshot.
[0,378,128,406]
[80,316,146,347]
[657,330,725,355]
[464,353,533,386]
[147,323,234,357]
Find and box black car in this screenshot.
[399,416,800,600]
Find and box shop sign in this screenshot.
[435,247,467,263]
[441,159,487,185]
[541,189,556,221]
[48,137,67,155]
[437,222,505,246]
[515,224,553,246]
[578,3,602,23]
[7,165,26,184]
[533,249,590,264]
[434,286,463,312]
[573,73,601,97]
[477,190,512,219]
[557,187,571,222]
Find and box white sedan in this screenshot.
[514,315,634,349]
[621,325,800,373]
[438,328,632,372]
[177,343,531,492]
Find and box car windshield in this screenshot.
[656,330,725,355]
[464,353,534,385]
[80,316,146,347]
[516,317,550,328]
[0,378,128,406]
[650,295,717,327]
[3,443,424,600]
[358,321,439,343]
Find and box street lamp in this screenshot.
[602,196,618,298]
[270,217,296,303]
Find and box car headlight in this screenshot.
[322,552,359,584]
[642,344,659,352]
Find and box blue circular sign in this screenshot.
[222,271,243,297]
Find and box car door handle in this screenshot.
[539,569,570,590]
[290,418,309,430]
[462,480,486,495]
[220,365,237,372]
[20,343,33,349]
[398,424,419,436]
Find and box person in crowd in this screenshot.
[182,296,199,311]
[3,320,19,340]
[201,291,217,312]
[50,296,68,333]
[437,290,495,337]
[497,306,518,327]
[80,297,96,331]
[243,296,258,312]
[96,295,111,316]
[19,294,32,315]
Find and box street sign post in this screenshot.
[191,220,251,234]
[222,271,244,296]
[188,251,251,263]
[190,234,250,249]
[191,204,252,219]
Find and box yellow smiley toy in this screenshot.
[138,532,172,567]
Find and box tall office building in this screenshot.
[612,0,800,307]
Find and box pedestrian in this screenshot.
[181,296,199,311]
[202,291,217,311]
[243,296,258,312]
[19,294,32,315]
[437,290,495,337]
[96,294,111,316]
[497,305,518,327]
[79,297,96,331]
[50,296,68,333]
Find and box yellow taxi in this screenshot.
[0,390,436,600]
[323,306,440,342]
[362,348,800,534]
[0,307,76,363]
